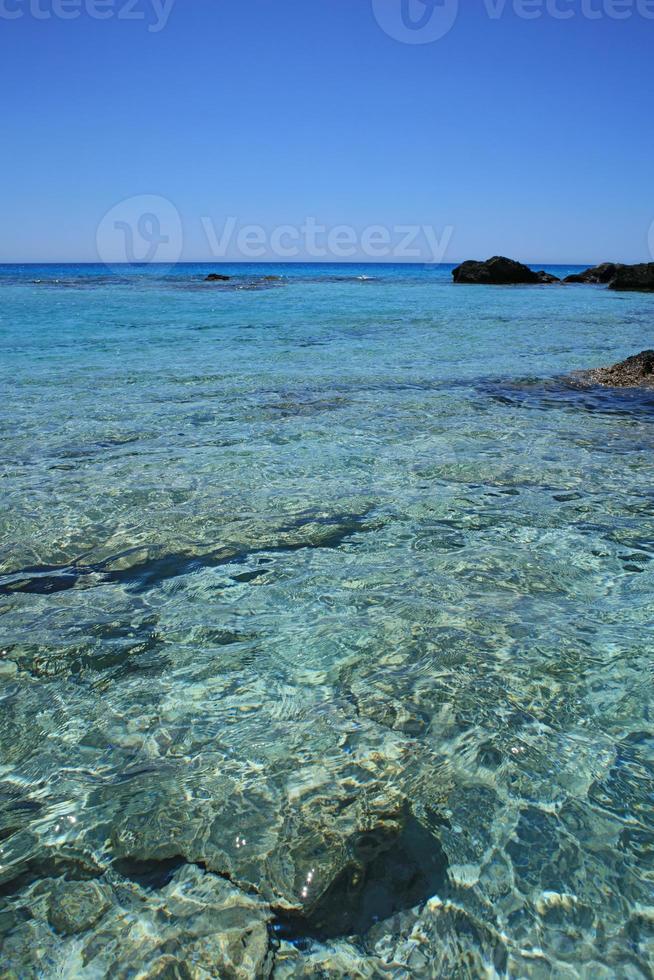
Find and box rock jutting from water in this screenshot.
[608,263,654,292]
[575,350,654,387]
[452,257,654,291]
[564,261,654,292]
[205,273,231,282]
[563,262,619,285]
[452,256,561,285]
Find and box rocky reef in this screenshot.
[452,256,560,285]
[574,349,654,388]
[205,273,231,282]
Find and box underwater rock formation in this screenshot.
[0,862,275,979]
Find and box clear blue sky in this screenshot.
[1,0,652,264]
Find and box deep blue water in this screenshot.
[1,263,654,977]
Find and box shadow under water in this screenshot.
[272,812,449,943]
[479,375,654,420]
[0,511,380,598]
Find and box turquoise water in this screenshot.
[1,263,654,977]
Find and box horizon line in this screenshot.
[0,258,620,268]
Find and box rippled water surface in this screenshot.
[1,263,653,978]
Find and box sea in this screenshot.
[1,262,653,977]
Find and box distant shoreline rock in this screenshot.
[563,263,619,285]
[608,264,654,292]
[452,257,654,292]
[563,262,654,292]
[574,350,654,388]
[452,256,560,286]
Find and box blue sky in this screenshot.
[1,0,652,263]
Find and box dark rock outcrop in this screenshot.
[563,262,654,291]
[452,256,559,285]
[577,350,654,388]
[608,263,654,292]
[205,274,231,282]
[535,270,561,284]
[563,263,619,285]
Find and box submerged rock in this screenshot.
[108,754,451,943]
[141,957,194,979]
[452,256,558,285]
[3,863,275,979]
[272,793,449,941]
[366,897,510,978]
[576,350,654,388]
[273,937,385,977]
[47,879,112,936]
[205,274,231,282]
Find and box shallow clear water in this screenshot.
[1,263,654,977]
